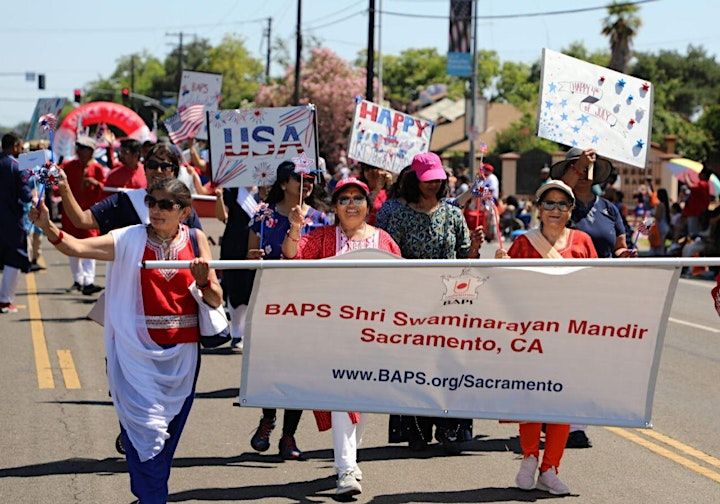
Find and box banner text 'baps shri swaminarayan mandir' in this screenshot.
[240,251,678,428]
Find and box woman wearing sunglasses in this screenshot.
[30,177,221,504]
[246,160,331,461]
[495,180,596,496]
[282,177,400,497]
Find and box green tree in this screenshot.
[150,37,213,101]
[601,1,642,73]
[562,41,611,67]
[493,61,538,108]
[207,35,265,109]
[85,51,165,103]
[494,112,558,154]
[632,46,720,118]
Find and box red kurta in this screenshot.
[60,158,106,238]
[140,226,200,345]
[507,229,598,259]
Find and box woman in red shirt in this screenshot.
[31,177,221,504]
[282,177,400,498]
[496,180,596,496]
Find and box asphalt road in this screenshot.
[0,220,718,504]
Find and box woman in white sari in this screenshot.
[496,180,596,496]
[31,178,221,504]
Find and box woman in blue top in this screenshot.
[246,160,330,460]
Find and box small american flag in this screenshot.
[164,104,205,145]
[38,113,57,131]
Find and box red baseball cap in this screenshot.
[482,163,494,173]
[411,152,447,182]
[333,177,369,196]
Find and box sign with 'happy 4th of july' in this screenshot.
[208,106,317,187]
[348,99,433,174]
[537,48,654,168]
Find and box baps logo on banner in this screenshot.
[441,269,489,305]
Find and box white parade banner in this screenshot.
[208,106,317,188]
[537,48,654,168]
[348,99,433,174]
[178,70,222,140]
[240,249,678,427]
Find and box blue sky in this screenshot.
[1,0,717,127]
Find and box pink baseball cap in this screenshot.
[411,152,447,182]
[333,176,369,196]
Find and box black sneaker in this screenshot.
[250,416,275,452]
[115,433,126,455]
[566,429,592,448]
[66,282,82,293]
[279,434,304,460]
[82,284,104,296]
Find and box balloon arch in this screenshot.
[54,101,151,159]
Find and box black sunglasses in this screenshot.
[144,195,180,211]
[145,161,177,173]
[540,200,572,211]
[337,195,367,206]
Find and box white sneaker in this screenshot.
[336,469,362,496]
[352,465,363,481]
[515,455,538,490]
[536,468,570,495]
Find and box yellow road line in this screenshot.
[606,427,720,484]
[639,429,720,470]
[56,350,81,389]
[25,273,54,389]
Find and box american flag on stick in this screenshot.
[164,104,205,145]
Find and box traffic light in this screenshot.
[38,74,45,90]
[121,87,130,105]
[74,88,82,103]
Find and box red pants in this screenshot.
[519,422,570,473]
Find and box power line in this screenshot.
[379,0,658,20]
[304,9,367,31]
[303,0,365,25]
[0,16,267,34]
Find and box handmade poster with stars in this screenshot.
[179,70,223,141]
[208,105,318,187]
[537,48,653,168]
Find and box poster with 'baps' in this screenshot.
[537,48,654,168]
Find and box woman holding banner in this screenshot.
[282,176,401,497]
[30,177,222,504]
[379,152,484,454]
[246,160,331,461]
[551,147,635,449]
[496,180,596,496]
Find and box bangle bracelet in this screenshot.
[48,230,64,246]
[285,230,300,243]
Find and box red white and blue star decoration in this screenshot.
[537,49,653,168]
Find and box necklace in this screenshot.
[148,226,180,259]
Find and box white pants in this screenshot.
[332,411,367,474]
[69,257,95,286]
[229,304,248,340]
[0,266,21,303]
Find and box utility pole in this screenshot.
[265,17,272,83]
[469,0,478,178]
[130,55,136,93]
[293,1,302,104]
[377,0,383,103]
[366,0,375,102]
[166,32,186,89]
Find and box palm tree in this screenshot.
[602,1,642,73]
